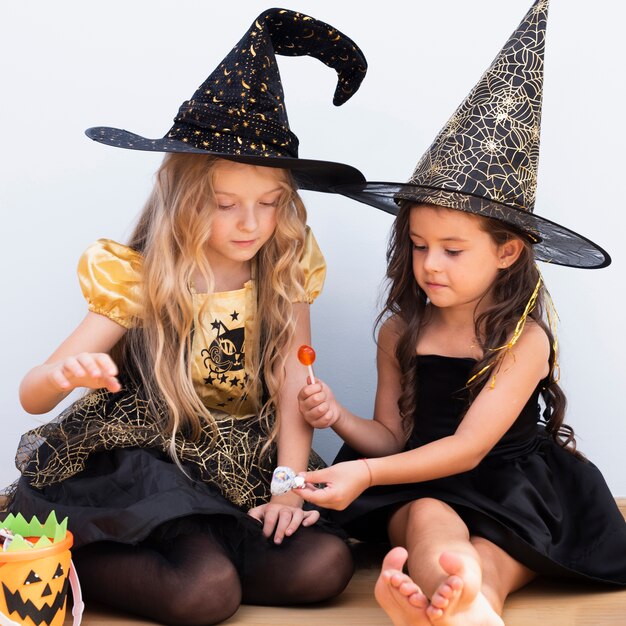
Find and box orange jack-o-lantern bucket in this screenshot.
[0,512,83,626]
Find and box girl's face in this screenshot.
[205,160,284,272]
[409,205,514,313]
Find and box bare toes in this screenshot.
[431,590,450,609]
[398,580,422,597]
[408,592,428,608]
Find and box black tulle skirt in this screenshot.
[9,447,262,549]
[6,384,336,556]
[331,436,626,585]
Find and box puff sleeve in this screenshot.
[77,239,143,328]
[295,227,327,304]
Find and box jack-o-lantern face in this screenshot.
[0,547,71,626]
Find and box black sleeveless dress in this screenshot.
[332,355,626,585]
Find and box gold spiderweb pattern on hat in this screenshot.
[409,0,548,217]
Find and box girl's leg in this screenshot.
[240,525,354,605]
[470,536,535,615]
[386,498,533,625]
[73,533,242,626]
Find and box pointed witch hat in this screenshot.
[85,8,367,193]
[335,0,610,268]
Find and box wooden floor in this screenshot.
[70,557,626,626]
[68,501,626,626]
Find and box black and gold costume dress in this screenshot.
[332,355,626,585]
[9,228,327,549]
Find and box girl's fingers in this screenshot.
[282,508,305,539]
[299,467,332,484]
[62,357,86,379]
[296,487,326,506]
[54,353,121,391]
[262,507,280,538]
[247,505,264,522]
[49,368,72,391]
[75,353,102,377]
[104,377,122,393]
[273,508,296,544]
[94,353,118,377]
[301,509,320,526]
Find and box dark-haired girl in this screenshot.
[295,201,626,625]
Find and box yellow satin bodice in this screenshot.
[77,228,326,416]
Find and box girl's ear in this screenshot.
[498,238,524,268]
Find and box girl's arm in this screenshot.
[275,303,316,479]
[19,312,127,414]
[298,318,407,456]
[300,323,550,509]
[248,303,320,540]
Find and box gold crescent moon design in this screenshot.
[250,44,256,56]
[242,79,250,89]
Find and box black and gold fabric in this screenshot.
[335,0,610,268]
[8,229,326,546]
[86,8,368,193]
[331,355,626,585]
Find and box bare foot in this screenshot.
[374,547,430,626]
[427,551,503,626]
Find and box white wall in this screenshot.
[2,1,625,493]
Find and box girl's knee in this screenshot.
[158,562,241,625]
[312,536,354,599]
[280,530,354,603]
[407,497,454,525]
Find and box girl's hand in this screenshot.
[248,496,320,544]
[297,379,342,429]
[297,461,371,510]
[47,353,121,394]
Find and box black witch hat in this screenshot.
[86,8,367,193]
[335,0,610,268]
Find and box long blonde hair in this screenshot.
[117,153,308,460]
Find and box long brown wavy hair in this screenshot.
[112,153,308,462]
[377,202,581,457]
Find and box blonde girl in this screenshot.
[8,9,367,625]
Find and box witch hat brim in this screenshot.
[332,0,611,269]
[85,8,368,193]
[85,127,365,193]
[334,182,611,269]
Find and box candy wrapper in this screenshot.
[270,466,305,496]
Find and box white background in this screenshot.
[1,1,625,494]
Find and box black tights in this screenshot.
[73,526,354,625]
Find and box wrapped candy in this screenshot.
[270,466,305,496]
[297,344,316,384]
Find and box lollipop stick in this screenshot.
[307,365,316,385]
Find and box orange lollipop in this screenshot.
[297,345,316,383]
